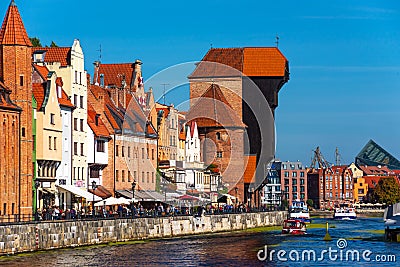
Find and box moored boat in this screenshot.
[289,200,311,223]
[282,219,307,235]
[333,204,357,220]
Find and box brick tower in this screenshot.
[0,0,33,215]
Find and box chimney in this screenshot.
[134,59,142,72]
[132,59,143,93]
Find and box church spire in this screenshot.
[0,0,32,46]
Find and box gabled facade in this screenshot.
[156,103,179,161]
[32,71,63,210]
[185,121,200,163]
[0,1,33,215]
[54,77,75,209]
[87,102,111,187]
[88,74,158,194]
[32,39,88,189]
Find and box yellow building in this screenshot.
[353,177,369,203]
[33,67,71,209]
[348,163,368,202]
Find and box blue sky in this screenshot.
[3,0,399,166]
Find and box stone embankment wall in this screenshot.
[0,212,286,255]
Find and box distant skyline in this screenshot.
[2,0,399,166]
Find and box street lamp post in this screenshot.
[34,180,40,221]
[91,181,97,218]
[131,180,136,218]
[248,186,254,211]
[234,187,238,212]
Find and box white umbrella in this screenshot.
[94,197,131,206]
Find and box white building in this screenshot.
[185,121,200,162]
[55,78,75,209]
[87,103,111,187]
[262,161,282,207]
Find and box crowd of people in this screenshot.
[33,202,280,221]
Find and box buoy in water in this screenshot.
[323,221,332,241]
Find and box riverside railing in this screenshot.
[0,206,284,225]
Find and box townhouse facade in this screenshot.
[32,70,66,210]
[90,61,158,194]
[32,40,89,190]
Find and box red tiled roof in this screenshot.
[87,103,111,139]
[243,47,287,76]
[0,81,21,111]
[186,83,245,128]
[0,1,32,46]
[33,64,49,80]
[58,89,74,108]
[32,47,71,67]
[359,165,392,176]
[98,63,134,89]
[32,83,46,109]
[364,176,399,189]
[190,47,288,78]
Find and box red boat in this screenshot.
[282,219,307,235]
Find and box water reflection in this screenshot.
[0,217,398,267]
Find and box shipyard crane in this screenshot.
[310,146,333,172]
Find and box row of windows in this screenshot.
[282,163,303,170]
[115,170,155,184]
[283,171,305,178]
[284,179,305,185]
[283,186,305,193]
[73,118,85,132]
[0,203,15,215]
[73,94,85,109]
[49,136,57,150]
[74,71,84,86]
[323,183,353,190]
[285,193,305,200]
[73,167,85,180]
[73,142,85,156]
[325,192,353,198]
[115,145,155,160]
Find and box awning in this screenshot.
[94,197,130,207]
[57,184,102,202]
[116,190,164,202]
[89,185,112,198]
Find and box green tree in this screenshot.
[29,37,41,47]
[281,199,289,210]
[306,199,314,208]
[371,177,400,205]
[50,41,58,47]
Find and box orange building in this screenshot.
[0,1,33,215]
[353,177,369,203]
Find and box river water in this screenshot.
[0,217,398,266]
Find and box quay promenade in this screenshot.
[0,211,286,255]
